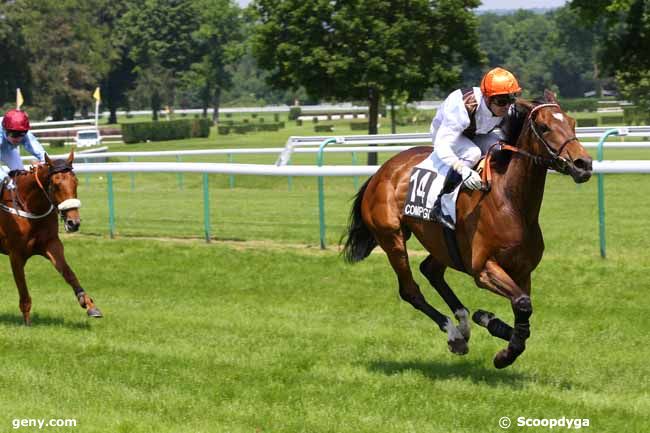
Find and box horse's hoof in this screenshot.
[87,308,103,318]
[448,338,469,355]
[493,349,515,369]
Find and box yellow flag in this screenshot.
[16,88,24,109]
[93,87,101,102]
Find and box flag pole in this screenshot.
[16,88,24,110]
[93,87,101,128]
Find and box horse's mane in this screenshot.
[492,96,551,171]
[501,96,549,145]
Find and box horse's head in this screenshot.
[43,152,81,232]
[515,90,593,183]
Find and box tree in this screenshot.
[252,0,482,164]
[98,0,137,124]
[7,0,113,120]
[120,0,200,119]
[186,0,244,123]
[571,0,650,110]
[0,11,32,107]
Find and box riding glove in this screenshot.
[455,164,482,190]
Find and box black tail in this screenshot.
[341,177,377,263]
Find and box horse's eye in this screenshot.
[538,123,550,134]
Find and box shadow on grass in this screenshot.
[0,312,91,330]
[367,358,530,388]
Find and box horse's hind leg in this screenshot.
[43,239,103,318]
[419,255,471,342]
[10,253,32,325]
[375,230,468,355]
[471,310,513,342]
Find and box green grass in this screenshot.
[0,232,647,433]
[3,119,648,432]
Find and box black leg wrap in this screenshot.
[513,296,532,321]
[508,322,530,356]
[472,310,513,341]
[488,318,514,341]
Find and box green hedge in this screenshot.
[314,124,334,132]
[217,122,285,135]
[122,119,211,144]
[560,98,598,112]
[601,116,624,125]
[576,118,598,127]
[350,122,369,131]
[623,107,650,125]
[289,107,301,120]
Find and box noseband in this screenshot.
[33,163,81,214]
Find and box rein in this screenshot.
[0,202,54,219]
[481,103,577,187]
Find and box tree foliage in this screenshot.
[119,0,201,119]
[571,0,650,111]
[251,0,483,162]
[5,0,113,120]
[185,0,244,122]
[465,8,598,99]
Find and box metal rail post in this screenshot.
[176,155,184,190]
[317,137,341,249]
[107,173,115,238]
[203,173,211,242]
[597,128,628,258]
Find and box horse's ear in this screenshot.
[544,89,558,104]
[44,153,52,165]
[67,149,75,165]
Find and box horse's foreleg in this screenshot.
[9,253,31,325]
[475,260,532,369]
[377,231,467,355]
[419,255,471,342]
[44,239,103,318]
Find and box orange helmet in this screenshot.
[480,67,521,97]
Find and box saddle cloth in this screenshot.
[403,156,486,223]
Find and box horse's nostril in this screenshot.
[66,220,80,231]
[574,158,593,172]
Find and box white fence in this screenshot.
[52,160,649,175]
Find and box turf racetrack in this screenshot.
[0,170,648,432]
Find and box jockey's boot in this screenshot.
[431,170,462,230]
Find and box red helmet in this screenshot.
[480,67,521,97]
[2,109,31,132]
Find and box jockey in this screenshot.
[428,67,521,229]
[0,109,46,189]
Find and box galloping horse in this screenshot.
[342,91,592,368]
[0,151,102,325]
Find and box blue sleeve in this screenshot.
[23,132,46,162]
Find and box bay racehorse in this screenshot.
[342,91,592,368]
[0,151,102,325]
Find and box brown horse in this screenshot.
[0,151,102,325]
[342,91,592,368]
